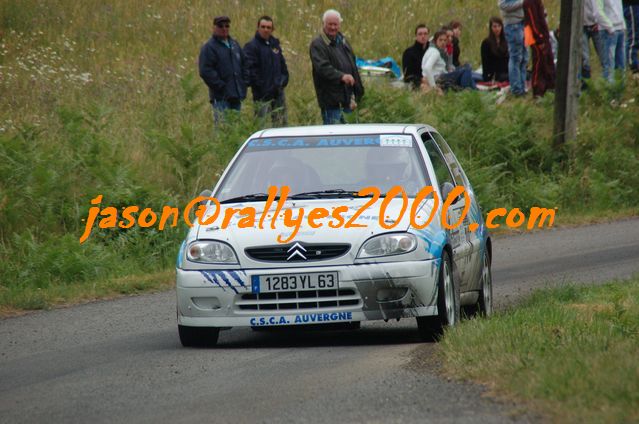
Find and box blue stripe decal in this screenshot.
[251,275,260,293]
[228,270,247,288]
[213,275,228,292]
[219,272,239,294]
[200,271,226,291]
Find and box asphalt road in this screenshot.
[1,218,638,423]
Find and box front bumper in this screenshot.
[176,259,440,328]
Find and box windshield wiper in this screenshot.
[290,189,379,199]
[220,193,277,204]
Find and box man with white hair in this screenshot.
[309,9,364,124]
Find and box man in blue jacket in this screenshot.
[198,16,248,124]
[244,16,290,127]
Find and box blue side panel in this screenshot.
[410,226,448,259]
[176,241,185,269]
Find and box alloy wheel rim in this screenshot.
[443,261,456,325]
[482,253,493,315]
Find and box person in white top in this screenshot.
[597,0,627,81]
[421,30,476,92]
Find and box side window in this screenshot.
[420,133,455,188]
[430,132,467,187]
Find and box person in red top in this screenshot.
[524,0,555,97]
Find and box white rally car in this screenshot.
[176,124,492,346]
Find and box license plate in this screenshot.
[251,272,338,293]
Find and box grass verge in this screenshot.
[440,277,639,423]
[0,270,174,318]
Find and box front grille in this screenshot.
[245,242,350,262]
[236,288,361,311]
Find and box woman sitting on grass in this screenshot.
[421,30,476,93]
[481,17,510,83]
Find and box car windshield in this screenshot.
[214,134,431,202]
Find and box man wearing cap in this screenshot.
[244,16,290,126]
[309,9,364,125]
[198,16,248,123]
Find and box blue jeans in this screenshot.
[582,26,605,79]
[212,98,242,124]
[603,30,626,82]
[504,22,528,95]
[321,107,352,125]
[438,65,477,89]
[625,5,639,71]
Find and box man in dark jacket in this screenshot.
[244,16,289,126]
[198,16,248,124]
[402,24,430,88]
[309,9,364,125]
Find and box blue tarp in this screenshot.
[356,56,402,79]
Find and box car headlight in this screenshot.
[187,240,238,264]
[357,233,417,258]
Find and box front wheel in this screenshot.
[178,325,220,347]
[416,250,460,340]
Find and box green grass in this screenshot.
[0,0,638,312]
[440,278,639,423]
[0,269,174,316]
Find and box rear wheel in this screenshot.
[178,325,220,347]
[477,249,493,316]
[416,250,460,340]
[464,249,493,318]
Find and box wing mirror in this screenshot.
[440,182,460,204]
[198,189,212,207]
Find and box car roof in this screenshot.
[253,124,438,138]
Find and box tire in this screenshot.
[463,249,493,318]
[476,249,493,317]
[416,250,460,341]
[178,325,220,347]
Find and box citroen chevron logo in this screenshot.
[286,242,307,261]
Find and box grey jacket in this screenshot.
[499,0,524,25]
[584,0,599,26]
[597,0,627,32]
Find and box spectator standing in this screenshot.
[623,0,639,73]
[583,0,606,81]
[499,0,528,96]
[481,17,510,82]
[597,0,627,82]
[309,9,364,125]
[524,0,556,97]
[450,21,463,67]
[198,16,248,124]
[421,30,477,91]
[244,16,290,127]
[402,24,430,88]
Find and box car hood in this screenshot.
[194,197,436,267]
